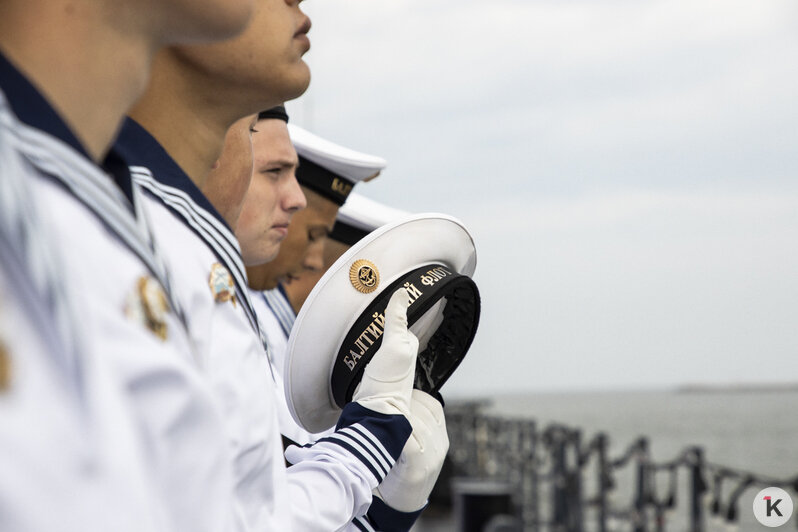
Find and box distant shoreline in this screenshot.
[677,382,798,394]
[449,383,798,401]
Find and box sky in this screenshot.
[287,0,798,396]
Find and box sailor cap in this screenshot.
[284,213,481,433]
[329,193,409,246]
[288,124,387,205]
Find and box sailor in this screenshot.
[0,1,255,531]
[245,124,387,439]
[242,120,449,530]
[0,123,168,532]
[115,5,433,529]
[250,194,409,447]
[262,191,413,455]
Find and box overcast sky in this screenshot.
[287,0,798,396]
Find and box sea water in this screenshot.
[487,388,798,477]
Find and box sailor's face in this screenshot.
[236,118,306,266]
[260,187,339,289]
[202,115,257,229]
[283,236,350,314]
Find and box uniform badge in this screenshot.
[124,276,170,341]
[209,263,236,306]
[0,341,11,392]
[349,259,380,294]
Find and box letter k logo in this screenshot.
[765,496,783,517]
[754,487,793,526]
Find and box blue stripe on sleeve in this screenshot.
[336,402,412,462]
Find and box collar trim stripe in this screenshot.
[131,168,261,338]
[130,166,240,255]
[0,103,85,387]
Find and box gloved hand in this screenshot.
[374,389,449,512]
[353,288,419,419]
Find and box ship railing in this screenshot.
[437,402,798,532]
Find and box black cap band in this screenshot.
[330,263,481,408]
[296,155,355,206]
[329,220,370,246]
[258,105,289,123]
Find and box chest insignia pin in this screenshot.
[209,263,237,307]
[0,341,11,392]
[124,276,170,341]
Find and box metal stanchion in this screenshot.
[595,433,609,532]
[633,438,650,532]
[688,447,706,532]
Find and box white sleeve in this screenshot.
[284,403,412,531]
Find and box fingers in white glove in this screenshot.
[363,287,418,384]
[375,390,449,512]
[353,288,419,417]
[406,389,448,454]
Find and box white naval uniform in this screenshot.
[119,118,287,530]
[117,118,414,532]
[0,93,168,532]
[0,55,236,532]
[0,262,170,532]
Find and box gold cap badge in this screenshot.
[209,263,236,306]
[124,276,170,341]
[349,259,380,294]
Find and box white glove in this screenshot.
[374,389,449,512]
[353,288,419,418]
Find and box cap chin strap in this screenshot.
[331,263,481,409]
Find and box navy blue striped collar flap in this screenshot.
[116,118,264,340]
